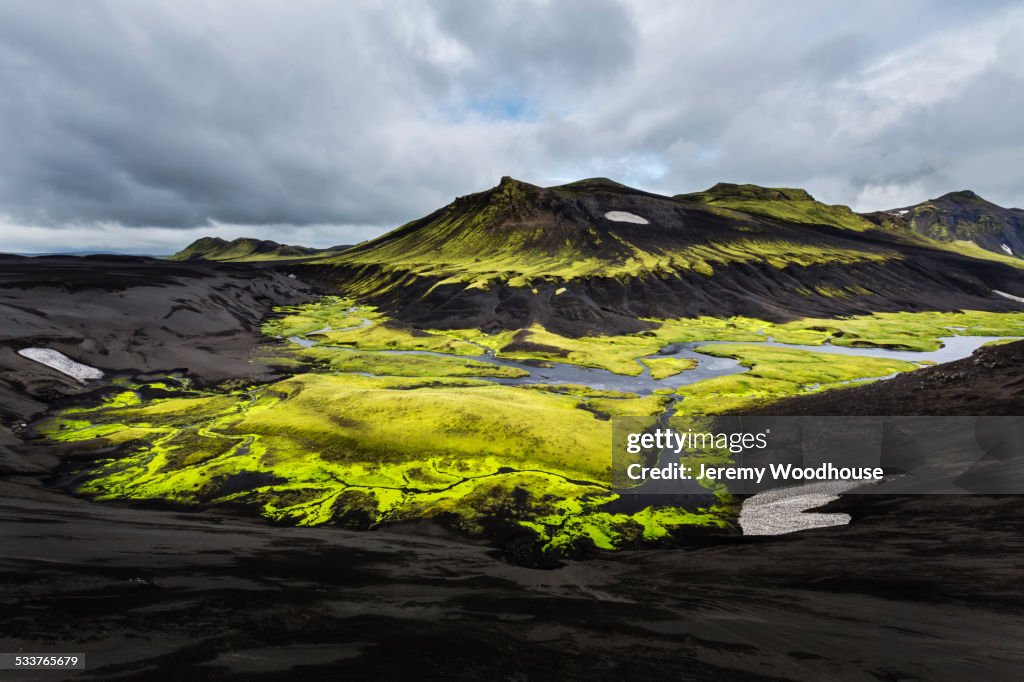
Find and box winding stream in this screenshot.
[287,320,1018,395]
[696,335,1018,364]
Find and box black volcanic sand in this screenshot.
[2,480,1023,681]
[0,255,313,424]
[744,339,1024,416]
[2,258,1024,679]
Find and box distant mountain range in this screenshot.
[168,237,351,262]
[172,183,1024,265]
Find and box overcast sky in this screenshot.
[1,0,1022,253]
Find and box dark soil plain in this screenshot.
[2,180,1024,680]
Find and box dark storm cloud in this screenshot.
[0,0,1021,252]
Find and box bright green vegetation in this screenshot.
[317,324,481,355]
[677,183,874,232]
[452,324,656,375]
[322,237,891,290]
[262,296,381,337]
[774,310,1024,351]
[39,373,721,555]
[675,344,919,413]
[266,300,485,356]
[982,338,1021,347]
[799,285,874,299]
[448,318,775,375]
[518,384,638,398]
[641,357,698,379]
[448,311,1024,376]
[295,347,528,378]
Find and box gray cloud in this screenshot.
[0,0,1022,252]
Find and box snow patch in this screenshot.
[17,348,104,383]
[739,480,865,535]
[994,289,1024,303]
[897,209,909,215]
[604,211,649,224]
[1002,243,1013,256]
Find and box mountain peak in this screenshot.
[863,189,1024,258]
[553,177,630,191]
[690,183,816,202]
[934,189,991,205]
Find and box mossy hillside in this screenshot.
[676,183,875,232]
[322,235,893,290]
[276,178,1024,337]
[675,344,919,413]
[314,178,895,290]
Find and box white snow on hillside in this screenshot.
[17,348,104,382]
[604,211,649,224]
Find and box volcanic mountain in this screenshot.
[297,177,1024,335]
[170,236,349,262]
[863,190,1024,259]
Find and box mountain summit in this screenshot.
[864,191,1024,259]
[301,177,1024,334]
